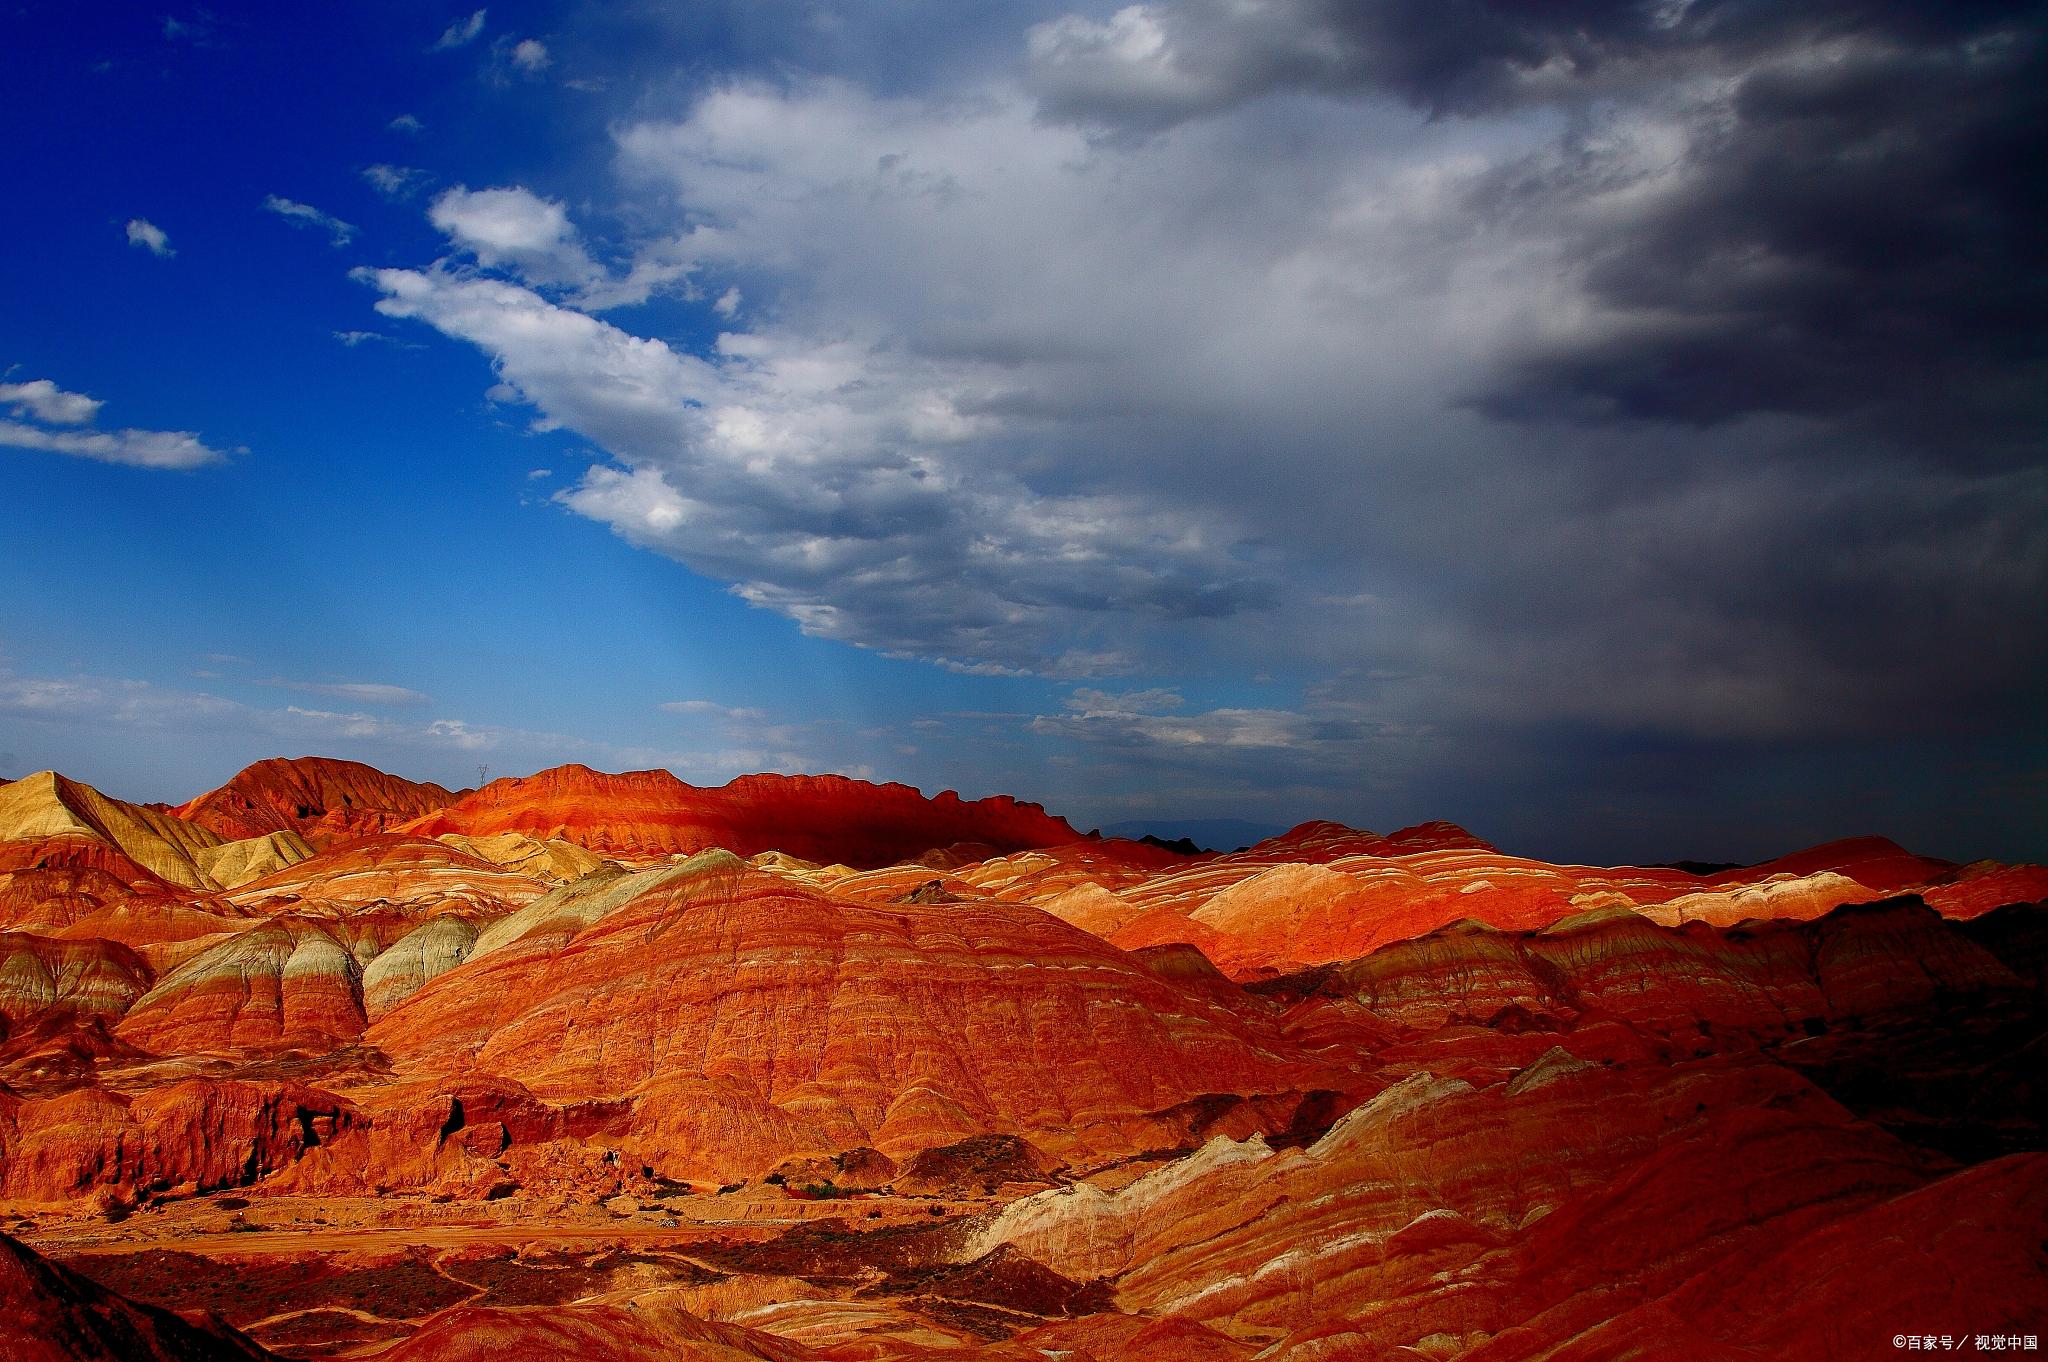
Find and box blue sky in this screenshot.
[3,1,2044,863]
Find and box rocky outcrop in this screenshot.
[0,1078,356,1204]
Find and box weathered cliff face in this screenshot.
[0,1077,356,1205]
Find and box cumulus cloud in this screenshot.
[125,218,173,256]
[262,195,357,247]
[360,2,2047,764]
[510,38,550,72]
[0,378,230,470]
[0,380,101,426]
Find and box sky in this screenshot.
[2,0,2044,864]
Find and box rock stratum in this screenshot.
[0,758,2040,1361]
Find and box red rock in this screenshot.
[0,932,151,1032]
[0,1077,355,1204]
[371,1292,817,1362]
[113,917,367,1057]
[399,764,1080,867]
[173,756,458,845]
[222,833,545,916]
[0,1229,273,1361]
[1923,861,2048,918]
[364,858,1309,1179]
[1522,1152,2048,1362]
[0,772,224,890]
[1716,834,1952,895]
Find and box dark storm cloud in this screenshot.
[1475,16,2048,456]
[1036,0,2048,456]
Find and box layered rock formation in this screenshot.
[400,764,1081,867]
[0,757,2040,1361]
[0,771,225,891]
[173,756,458,846]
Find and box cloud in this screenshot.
[421,185,691,307]
[333,329,422,348]
[0,666,717,780]
[362,163,432,199]
[125,218,173,257]
[362,5,2047,755]
[258,678,432,706]
[0,378,230,470]
[1066,687,1184,715]
[661,699,768,721]
[510,38,550,72]
[262,195,357,247]
[433,9,486,51]
[0,380,101,426]
[388,113,424,134]
[425,185,603,290]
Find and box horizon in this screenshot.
[4,2,2045,869]
[0,751,1989,870]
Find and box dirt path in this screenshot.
[36,1218,800,1259]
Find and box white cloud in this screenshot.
[333,329,421,348]
[433,9,486,50]
[125,218,173,257]
[426,185,601,288]
[422,185,691,308]
[259,678,432,706]
[0,380,101,426]
[0,423,225,470]
[661,699,768,721]
[389,113,424,134]
[0,379,230,470]
[1066,687,1184,716]
[363,163,432,199]
[511,38,550,72]
[262,195,357,247]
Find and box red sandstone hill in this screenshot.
[173,757,460,846]
[396,763,1082,867]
